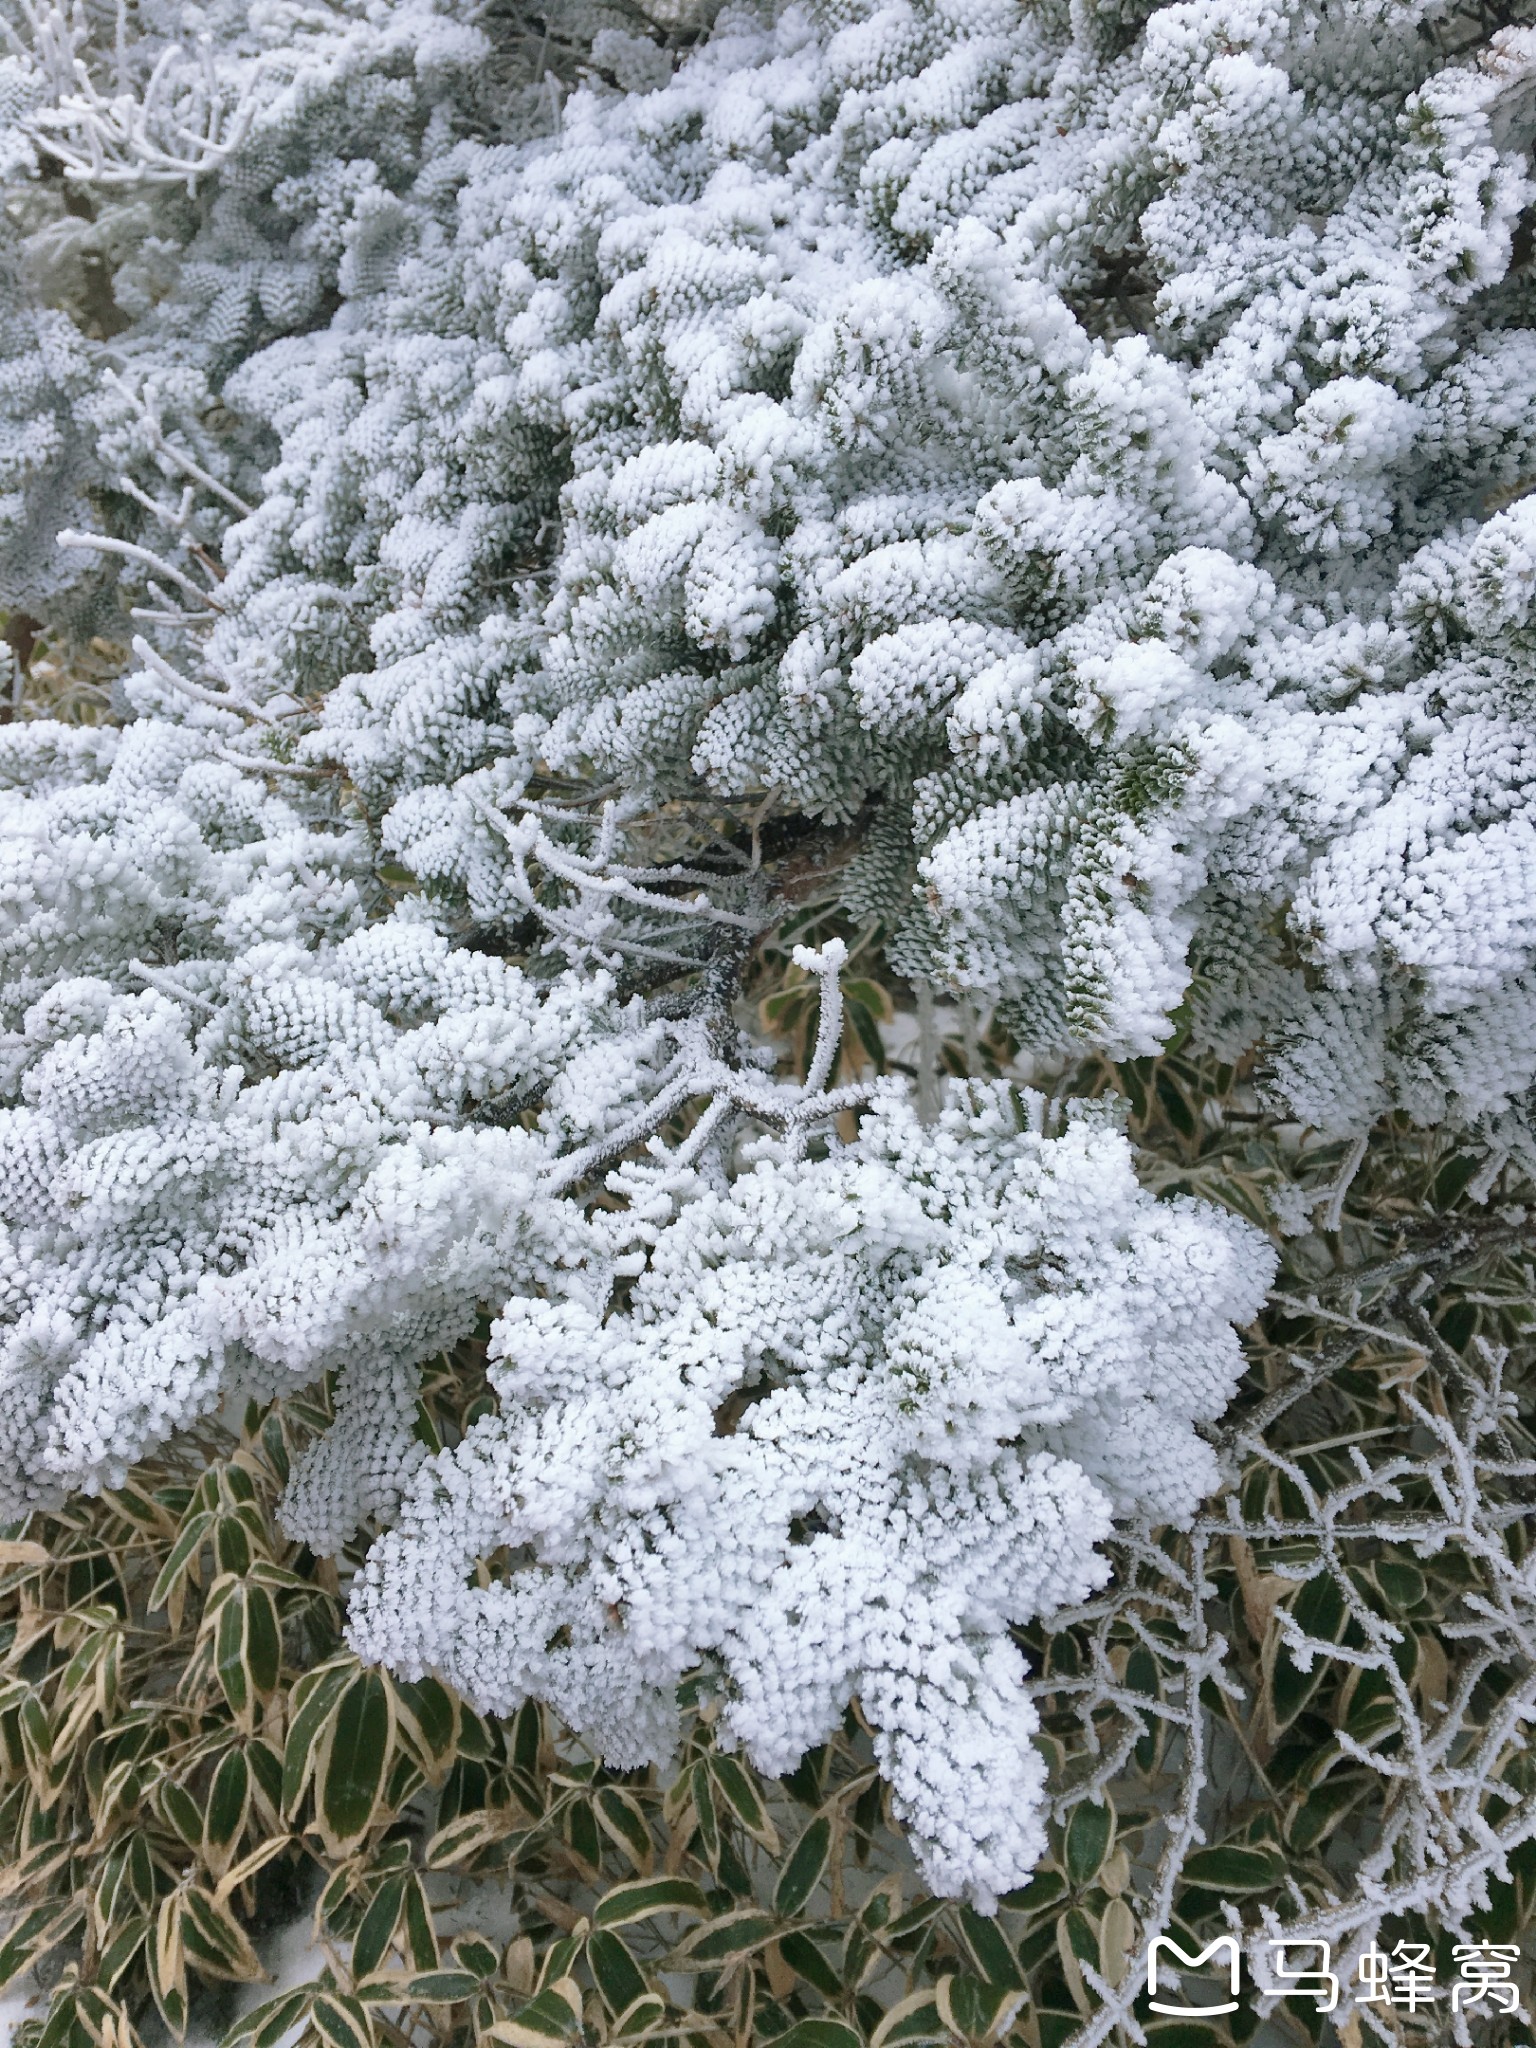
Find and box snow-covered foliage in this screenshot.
[0,0,1531,1903]
[349,1083,1269,1906]
[0,720,617,1521]
[0,0,523,639]
[0,718,1274,1900]
[10,0,1527,1147]
[0,235,98,621]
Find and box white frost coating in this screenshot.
[43,0,1522,1155]
[1,0,1532,1905]
[0,706,633,1516]
[348,1084,1274,1906]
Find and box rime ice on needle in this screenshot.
[0,0,1533,1901]
[9,0,1535,1146]
[348,1083,1273,1908]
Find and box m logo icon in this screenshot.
[1147,1935,1242,2015]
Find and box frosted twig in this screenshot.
[58,530,223,611]
[130,636,272,723]
[794,937,848,1097]
[17,0,260,190]
[103,371,254,517]
[481,802,760,931]
[1318,1133,1368,1231]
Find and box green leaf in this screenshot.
[316,1670,393,1852]
[248,1738,283,1815]
[246,1583,281,1695]
[1269,1572,1346,1728]
[19,1693,51,1771]
[220,1988,310,2048]
[128,1831,156,1909]
[564,1793,601,1871]
[779,1930,843,2000]
[885,1896,947,1943]
[215,1581,280,1725]
[538,1935,584,1989]
[1060,1906,1096,1970]
[588,1929,648,2016]
[490,1983,584,2043]
[1155,1069,1196,1138]
[1003,1865,1067,1915]
[1180,1843,1286,1893]
[423,1807,517,1868]
[611,1993,666,2039]
[1373,1559,1426,1609]
[149,1895,187,2039]
[402,1872,438,1970]
[159,1779,205,1850]
[221,1465,258,1506]
[394,1675,456,1765]
[251,2015,304,2048]
[37,1988,105,2048]
[1432,1150,1480,1206]
[1342,1668,1398,1744]
[510,1698,541,1775]
[958,1906,1023,1991]
[214,1512,254,1577]
[312,1992,374,2048]
[282,1662,351,1814]
[398,1969,479,2003]
[673,1907,778,1966]
[1437,1301,1476,1352]
[870,1990,944,2048]
[181,1886,264,1980]
[595,1786,653,1871]
[351,1874,407,1980]
[690,1756,719,1863]
[1064,1801,1114,1889]
[205,1747,251,1864]
[593,1876,710,1929]
[96,1916,150,1993]
[941,1972,1019,2043]
[149,1512,214,1613]
[0,1905,84,1991]
[1288,1773,1369,1852]
[776,1814,833,1919]
[710,1754,778,1850]
[771,2023,864,2048]
[454,1934,500,1980]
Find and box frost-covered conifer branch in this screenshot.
[346,1076,1273,1904]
